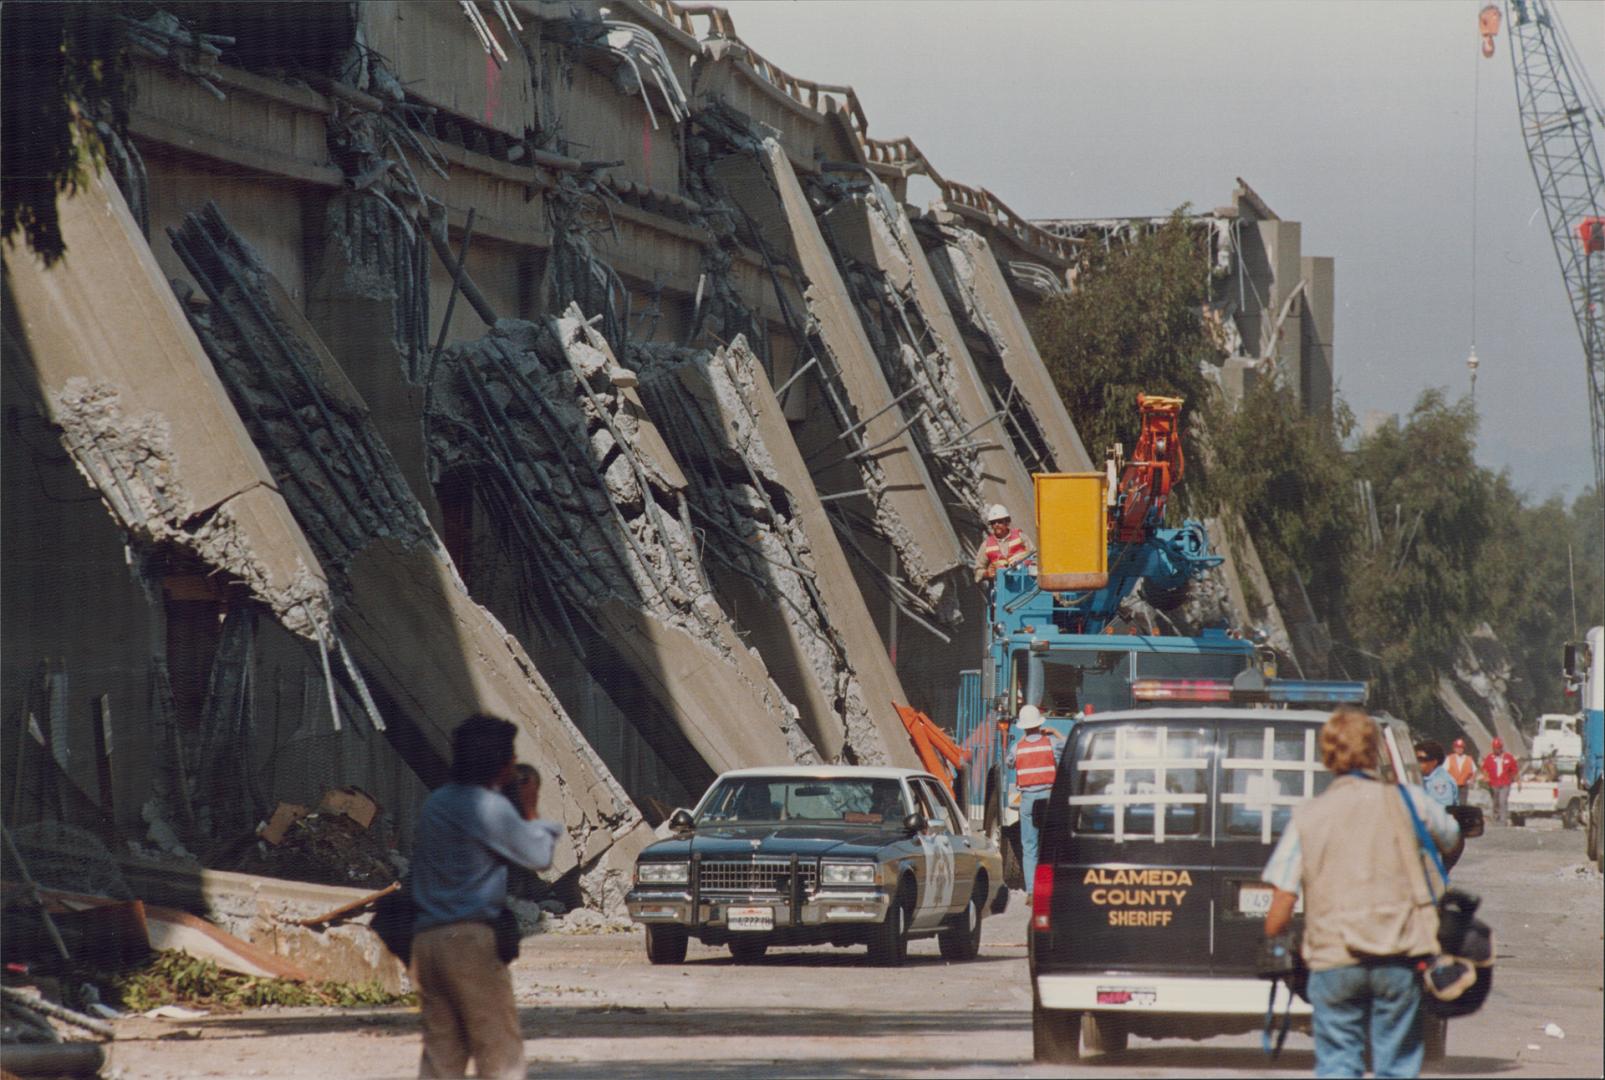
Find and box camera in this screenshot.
[502,763,540,809]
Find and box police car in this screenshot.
[626,766,1007,965]
[1026,678,1484,1062]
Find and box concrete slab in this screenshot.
[929,227,1093,472]
[712,141,963,616]
[2,168,333,641]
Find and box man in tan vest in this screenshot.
[1262,708,1462,1078]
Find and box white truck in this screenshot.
[1508,765,1585,830]
[1529,713,1582,772]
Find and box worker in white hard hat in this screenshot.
[973,503,1031,583]
[1011,704,1064,896]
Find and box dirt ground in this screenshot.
[100,822,1603,1079]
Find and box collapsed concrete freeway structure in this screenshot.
[1,1,1337,910]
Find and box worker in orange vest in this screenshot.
[1012,705,1063,896]
[1444,738,1477,804]
[974,504,1031,583]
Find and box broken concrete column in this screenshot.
[167,204,652,907]
[816,186,1037,530]
[709,139,966,626]
[922,223,1094,472]
[427,308,821,778]
[3,171,332,642]
[632,338,920,769]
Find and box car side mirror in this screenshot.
[668,807,695,834]
[903,812,927,836]
[1030,798,1049,829]
[1448,804,1484,839]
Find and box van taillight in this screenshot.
[1032,866,1054,931]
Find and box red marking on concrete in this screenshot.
[485,55,502,125]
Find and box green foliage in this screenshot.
[1204,380,1355,616]
[1,2,132,265]
[1343,392,1492,723]
[1032,209,1221,491]
[112,950,416,1012]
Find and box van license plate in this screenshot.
[727,906,774,931]
[1238,884,1301,915]
[1238,884,1275,915]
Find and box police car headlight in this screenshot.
[820,862,879,886]
[636,861,689,885]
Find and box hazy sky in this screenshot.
[720,0,1605,500]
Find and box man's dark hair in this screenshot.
[1415,739,1446,769]
[450,713,518,786]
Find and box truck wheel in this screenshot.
[938,889,984,962]
[645,925,688,965]
[728,938,768,964]
[1032,1001,1081,1063]
[1562,799,1581,830]
[1423,1014,1448,1062]
[1002,825,1024,891]
[1588,793,1601,863]
[1081,1012,1129,1055]
[1509,813,1525,828]
[866,885,910,966]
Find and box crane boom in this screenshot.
[1507,0,1605,493]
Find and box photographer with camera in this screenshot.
[410,714,563,1079]
[1260,707,1462,1078]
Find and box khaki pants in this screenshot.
[412,921,524,1079]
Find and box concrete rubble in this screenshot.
[426,307,820,776]
[630,337,917,768]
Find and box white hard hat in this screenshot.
[1018,704,1043,730]
[985,504,1010,523]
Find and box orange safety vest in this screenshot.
[1444,752,1476,786]
[1014,733,1059,790]
[981,528,1029,570]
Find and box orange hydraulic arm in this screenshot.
[1111,394,1185,543]
[894,703,965,795]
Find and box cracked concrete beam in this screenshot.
[710,141,964,612]
[2,170,333,640]
[822,194,1038,528]
[929,227,1093,472]
[692,339,919,769]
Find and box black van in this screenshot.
[1028,705,1467,1062]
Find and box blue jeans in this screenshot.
[1307,962,1424,1078]
[1020,788,1051,891]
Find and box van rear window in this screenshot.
[1219,725,1332,843]
[1069,724,1210,841]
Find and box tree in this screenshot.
[1,3,131,266]
[1032,210,1220,488]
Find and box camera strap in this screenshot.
[1261,979,1294,1059]
[1397,785,1449,898]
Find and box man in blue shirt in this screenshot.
[411,714,564,1079]
[1415,739,1459,807]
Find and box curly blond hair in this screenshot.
[1319,706,1379,774]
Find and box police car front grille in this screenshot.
[698,858,817,894]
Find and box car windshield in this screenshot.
[696,778,908,825]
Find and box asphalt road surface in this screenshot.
[108,822,1603,1078]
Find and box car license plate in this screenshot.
[1097,986,1157,1006]
[1239,883,1301,915]
[727,906,774,931]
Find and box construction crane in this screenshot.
[1503,0,1605,493]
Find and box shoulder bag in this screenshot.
[1397,786,1495,1018]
